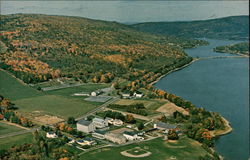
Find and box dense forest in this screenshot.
[132,16,249,40]
[0,14,205,84]
[213,42,249,55]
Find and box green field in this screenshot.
[0,122,24,135]
[46,83,110,96]
[0,70,42,101]
[0,133,33,150]
[80,137,208,160]
[14,95,102,118]
[0,70,107,119]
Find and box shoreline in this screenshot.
[150,57,198,86]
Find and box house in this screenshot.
[104,133,126,144]
[113,119,123,126]
[154,122,177,132]
[123,131,143,141]
[83,137,96,145]
[91,90,102,96]
[92,117,108,128]
[92,130,106,139]
[46,132,58,138]
[121,93,131,99]
[133,91,143,98]
[105,117,114,124]
[73,92,90,96]
[77,119,95,133]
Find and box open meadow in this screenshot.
[0,70,107,120]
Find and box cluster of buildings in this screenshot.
[76,117,145,144]
[121,91,144,99]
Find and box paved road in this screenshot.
[0,128,37,139]
[76,97,120,121]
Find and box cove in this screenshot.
[155,39,249,160]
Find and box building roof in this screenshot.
[93,117,105,123]
[77,119,92,126]
[84,137,93,142]
[94,130,106,135]
[123,131,137,136]
[156,122,177,129]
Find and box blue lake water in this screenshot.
[155,39,249,160]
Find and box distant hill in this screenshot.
[132,16,249,40]
[0,14,202,84]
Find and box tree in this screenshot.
[67,117,76,124]
[167,129,179,140]
[125,114,136,124]
[137,122,144,130]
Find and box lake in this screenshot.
[155,39,249,160]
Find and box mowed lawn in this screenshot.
[0,122,24,135]
[0,70,106,119]
[80,137,208,160]
[0,133,33,150]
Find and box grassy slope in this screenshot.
[0,133,33,150]
[80,137,207,160]
[0,122,23,135]
[0,70,105,118]
[132,15,249,40]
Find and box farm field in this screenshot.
[0,70,105,119]
[80,137,208,160]
[0,133,33,150]
[0,122,24,135]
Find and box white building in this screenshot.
[91,90,102,96]
[46,132,58,138]
[92,130,106,139]
[104,133,127,144]
[77,119,95,133]
[92,118,108,128]
[154,122,177,133]
[121,93,131,99]
[133,92,143,98]
[123,131,143,141]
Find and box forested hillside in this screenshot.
[132,16,249,40]
[213,42,249,55]
[0,14,204,84]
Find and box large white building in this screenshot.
[104,133,127,144]
[77,119,95,133]
[92,118,108,128]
